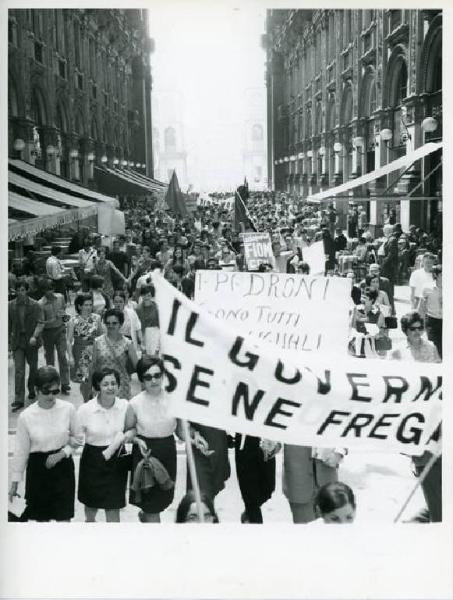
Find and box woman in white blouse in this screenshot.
[76,367,135,522]
[8,366,78,521]
[129,357,178,523]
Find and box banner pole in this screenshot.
[393,450,441,523]
[181,419,205,523]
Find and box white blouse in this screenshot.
[130,391,176,438]
[76,397,129,446]
[12,400,78,483]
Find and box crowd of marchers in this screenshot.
[8,191,442,523]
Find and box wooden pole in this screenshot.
[393,450,441,523]
[181,419,204,523]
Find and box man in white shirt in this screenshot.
[46,246,67,298]
[409,252,435,310]
[78,236,97,292]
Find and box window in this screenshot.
[34,40,43,63]
[164,127,177,152]
[251,124,263,141]
[77,73,83,90]
[89,37,96,78]
[8,18,17,46]
[314,30,321,74]
[103,91,108,107]
[344,11,352,47]
[74,19,81,68]
[389,10,402,31]
[58,58,66,79]
[327,13,335,62]
[54,10,61,51]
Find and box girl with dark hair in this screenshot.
[135,285,160,356]
[9,366,78,521]
[93,247,127,299]
[175,491,219,523]
[86,275,111,316]
[91,309,138,399]
[67,293,103,401]
[76,367,135,522]
[129,357,178,522]
[314,482,356,524]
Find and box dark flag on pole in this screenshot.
[164,170,189,218]
[234,180,256,232]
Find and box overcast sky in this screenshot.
[148,1,267,191]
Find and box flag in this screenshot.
[234,183,256,232]
[164,171,189,218]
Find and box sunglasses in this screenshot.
[41,387,60,395]
[408,325,424,331]
[143,373,162,381]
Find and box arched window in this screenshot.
[251,124,263,141]
[164,127,176,152]
[305,108,312,138]
[315,103,323,136]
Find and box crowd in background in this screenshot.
[8,191,442,523]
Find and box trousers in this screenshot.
[13,341,39,404]
[42,326,70,386]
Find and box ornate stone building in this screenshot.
[8,9,155,187]
[265,9,442,233]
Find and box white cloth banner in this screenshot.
[195,271,351,355]
[302,241,325,275]
[153,273,442,455]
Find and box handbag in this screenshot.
[384,316,398,329]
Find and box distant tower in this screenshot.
[152,90,188,187]
[242,88,267,190]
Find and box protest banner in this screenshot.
[195,270,351,355]
[242,232,274,270]
[152,273,442,455]
[302,240,325,275]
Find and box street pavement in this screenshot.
[7,284,426,523]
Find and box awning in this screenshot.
[9,159,117,205]
[307,141,443,202]
[94,166,167,196]
[10,171,96,209]
[121,168,167,191]
[8,195,98,241]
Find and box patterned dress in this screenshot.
[92,334,133,399]
[71,313,102,383]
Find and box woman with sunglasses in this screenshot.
[76,367,135,522]
[92,309,138,400]
[129,357,178,522]
[8,366,78,521]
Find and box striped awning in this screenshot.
[94,166,167,196]
[8,160,116,241]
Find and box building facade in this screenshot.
[265,9,442,233]
[8,9,155,187]
[242,87,267,191]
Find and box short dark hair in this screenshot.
[35,366,60,390]
[140,284,155,297]
[15,280,29,291]
[314,482,356,516]
[136,356,164,382]
[112,290,127,301]
[103,308,125,325]
[400,311,424,335]
[92,367,121,391]
[74,292,94,314]
[298,262,310,274]
[175,491,219,524]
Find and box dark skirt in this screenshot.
[78,444,129,510]
[187,424,231,500]
[129,435,177,513]
[234,435,276,508]
[25,449,75,522]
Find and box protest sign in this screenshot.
[195,270,351,354]
[302,240,325,275]
[242,232,274,270]
[153,273,442,455]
